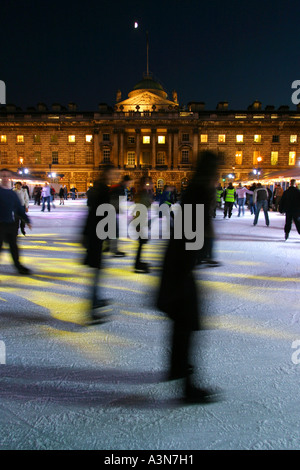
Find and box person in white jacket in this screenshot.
[235,183,253,217]
[14,181,29,235]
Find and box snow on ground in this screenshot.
[0,200,300,450]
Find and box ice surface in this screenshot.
[0,201,300,450]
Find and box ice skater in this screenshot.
[279,179,300,240]
[157,151,221,404]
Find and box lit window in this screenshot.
[0,135,7,143]
[236,135,243,143]
[127,152,135,166]
[68,135,76,143]
[18,156,24,165]
[143,136,150,144]
[271,151,278,165]
[181,150,189,163]
[235,151,243,165]
[218,134,226,143]
[103,149,110,162]
[289,151,296,165]
[33,135,41,143]
[103,133,110,142]
[253,151,261,165]
[17,135,24,143]
[200,134,208,143]
[290,135,297,143]
[158,135,165,144]
[85,135,93,143]
[182,133,190,142]
[254,134,261,143]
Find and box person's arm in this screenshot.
[253,190,257,204]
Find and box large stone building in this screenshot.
[1,74,300,191]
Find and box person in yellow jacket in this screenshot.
[223,182,236,218]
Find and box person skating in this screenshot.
[223,182,236,218]
[157,151,221,404]
[134,176,153,273]
[109,175,132,257]
[59,186,65,205]
[41,182,51,212]
[235,183,253,217]
[0,169,32,275]
[279,179,300,240]
[83,165,115,323]
[253,183,270,226]
[14,181,29,235]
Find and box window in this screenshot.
[52,151,59,164]
[33,134,41,143]
[157,179,165,190]
[253,151,261,165]
[127,151,135,166]
[158,135,165,144]
[254,134,261,143]
[182,133,190,142]
[236,135,243,143]
[272,135,280,143]
[18,155,24,165]
[17,135,24,143]
[34,152,41,164]
[69,152,75,164]
[143,135,150,144]
[103,133,110,142]
[103,149,110,163]
[128,136,135,144]
[85,135,93,143]
[289,151,296,165]
[271,151,278,165]
[156,151,165,165]
[200,134,208,143]
[68,135,75,143]
[290,135,297,143]
[235,151,243,165]
[0,151,8,163]
[50,134,58,143]
[181,150,189,163]
[86,150,93,164]
[0,135,7,143]
[218,134,226,143]
[142,151,151,164]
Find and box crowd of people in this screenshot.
[1,160,300,404]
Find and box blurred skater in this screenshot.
[133,176,153,273]
[83,165,115,323]
[0,169,32,275]
[14,181,29,236]
[157,151,220,403]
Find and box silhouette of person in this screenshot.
[157,151,220,403]
[83,164,115,323]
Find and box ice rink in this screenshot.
[0,200,300,450]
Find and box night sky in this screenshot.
[1,0,299,111]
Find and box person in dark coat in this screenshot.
[83,165,115,323]
[134,176,153,273]
[279,179,300,240]
[157,151,220,403]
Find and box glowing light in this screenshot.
[134,21,138,29]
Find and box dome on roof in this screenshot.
[133,77,164,92]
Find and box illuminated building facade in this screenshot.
[1,76,300,191]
